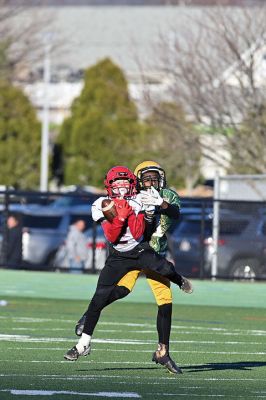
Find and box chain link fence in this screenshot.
[168,197,266,281]
[0,189,265,280]
[0,188,105,273]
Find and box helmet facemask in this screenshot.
[110,179,131,199]
[134,161,166,191]
[141,171,161,191]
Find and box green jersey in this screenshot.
[149,187,181,255]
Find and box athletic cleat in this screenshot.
[180,276,193,294]
[152,351,182,374]
[64,345,91,361]
[75,314,86,336]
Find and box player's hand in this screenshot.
[114,199,133,221]
[142,203,155,217]
[142,204,156,213]
[142,204,155,223]
[140,186,164,206]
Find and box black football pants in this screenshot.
[83,242,183,336]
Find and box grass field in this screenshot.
[0,270,266,399]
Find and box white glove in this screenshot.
[142,203,155,223]
[140,186,164,206]
[142,204,156,213]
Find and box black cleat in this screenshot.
[152,351,182,374]
[180,276,193,294]
[75,314,86,336]
[64,345,91,361]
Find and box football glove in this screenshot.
[140,186,164,206]
[114,199,133,221]
[142,204,155,223]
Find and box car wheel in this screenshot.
[230,259,260,280]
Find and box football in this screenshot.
[101,199,117,221]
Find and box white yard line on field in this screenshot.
[0,389,141,398]
[0,334,265,353]
[5,337,265,346]
[1,348,266,359]
[148,394,226,397]
[2,316,266,336]
[1,315,265,332]
[0,374,265,383]
[147,394,266,398]
[11,327,266,339]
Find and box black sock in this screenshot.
[157,303,172,347]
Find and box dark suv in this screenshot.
[169,211,266,279]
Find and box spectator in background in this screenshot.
[7,214,22,268]
[65,220,88,273]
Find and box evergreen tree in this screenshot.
[0,80,41,188]
[58,58,146,187]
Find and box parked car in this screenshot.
[48,193,98,210]
[21,208,93,269]
[169,211,266,279]
[167,206,214,235]
[53,224,107,272]
[40,188,99,213]
[84,225,107,271]
[0,203,107,272]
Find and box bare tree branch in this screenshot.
[0,1,61,81]
[149,6,266,175]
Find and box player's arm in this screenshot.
[160,202,180,219]
[143,213,156,242]
[140,187,180,219]
[92,197,125,243]
[101,218,126,243]
[160,190,181,219]
[102,199,133,243]
[132,194,154,241]
[127,212,145,240]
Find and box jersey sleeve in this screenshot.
[91,197,106,222]
[101,217,125,243]
[160,188,181,219]
[127,213,145,240]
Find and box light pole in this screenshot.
[40,38,51,191]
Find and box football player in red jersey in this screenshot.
[64,165,192,365]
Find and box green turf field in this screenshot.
[0,269,266,399]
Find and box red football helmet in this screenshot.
[104,166,137,198]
